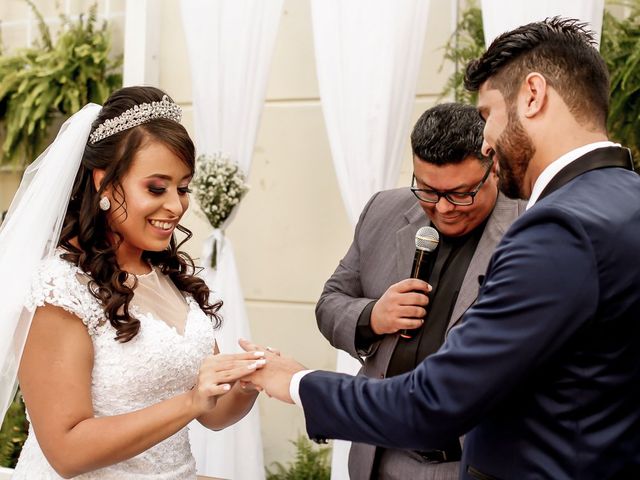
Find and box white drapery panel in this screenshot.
[311,1,430,478]
[481,0,605,49]
[312,0,431,225]
[180,1,283,479]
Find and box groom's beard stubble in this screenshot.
[495,109,536,200]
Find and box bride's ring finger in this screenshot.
[266,346,281,356]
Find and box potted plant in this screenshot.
[0,0,122,168]
[266,435,331,480]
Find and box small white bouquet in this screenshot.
[192,152,249,267]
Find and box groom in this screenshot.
[243,17,640,480]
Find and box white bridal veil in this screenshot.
[0,104,101,421]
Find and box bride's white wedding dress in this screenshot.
[12,252,215,479]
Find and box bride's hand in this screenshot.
[190,351,266,415]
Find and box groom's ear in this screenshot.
[92,169,107,193]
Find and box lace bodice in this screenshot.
[13,253,215,479]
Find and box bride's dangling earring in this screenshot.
[99,196,111,211]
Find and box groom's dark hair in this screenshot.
[464,17,609,130]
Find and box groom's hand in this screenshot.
[239,338,306,404]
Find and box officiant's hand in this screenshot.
[239,338,305,404]
[190,349,266,415]
[371,279,430,335]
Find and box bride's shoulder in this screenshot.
[27,249,103,332]
[34,248,92,286]
[37,248,82,274]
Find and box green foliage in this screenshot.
[439,1,484,105]
[0,1,122,167]
[266,436,331,480]
[441,1,640,169]
[0,391,28,468]
[601,1,640,165]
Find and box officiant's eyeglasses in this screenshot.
[410,163,492,206]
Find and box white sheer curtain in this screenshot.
[311,1,430,478]
[180,1,283,479]
[481,0,605,48]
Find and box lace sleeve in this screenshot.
[26,254,104,335]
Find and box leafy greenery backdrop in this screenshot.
[441,0,640,168]
[0,393,27,468]
[601,1,640,164]
[0,1,122,167]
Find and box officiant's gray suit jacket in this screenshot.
[316,187,524,480]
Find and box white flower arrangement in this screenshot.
[192,153,249,268]
[192,152,249,229]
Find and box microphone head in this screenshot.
[415,226,439,252]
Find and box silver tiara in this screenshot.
[89,95,182,144]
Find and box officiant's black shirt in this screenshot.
[355,219,487,378]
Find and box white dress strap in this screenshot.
[27,254,103,335]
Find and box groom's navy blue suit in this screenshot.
[299,147,640,480]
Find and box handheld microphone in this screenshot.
[399,226,439,339]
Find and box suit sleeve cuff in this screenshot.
[355,300,384,355]
[290,369,315,406]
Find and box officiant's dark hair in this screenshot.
[464,17,609,130]
[411,102,488,166]
[59,86,222,342]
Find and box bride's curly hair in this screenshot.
[59,86,222,342]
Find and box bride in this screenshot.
[0,86,264,479]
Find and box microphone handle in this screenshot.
[399,248,431,339]
[410,248,431,280]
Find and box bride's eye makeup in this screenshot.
[147,184,167,195]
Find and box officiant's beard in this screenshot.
[496,109,536,200]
